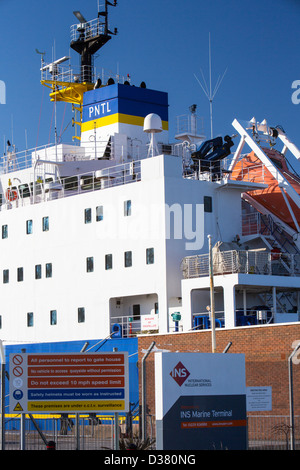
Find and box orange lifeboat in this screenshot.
[231,147,300,231]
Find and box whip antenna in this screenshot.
[194,33,227,139]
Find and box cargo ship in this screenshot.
[2,1,300,409]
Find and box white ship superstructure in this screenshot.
[1,1,300,352]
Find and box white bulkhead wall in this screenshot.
[0,153,244,343]
[141,155,244,332]
[0,156,167,342]
[81,124,169,164]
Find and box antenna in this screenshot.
[194,33,227,139]
[73,11,87,24]
[40,56,70,75]
[35,49,46,60]
[143,114,163,158]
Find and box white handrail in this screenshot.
[1,160,142,209]
[182,250,300,278]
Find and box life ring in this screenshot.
[6,188,18,201]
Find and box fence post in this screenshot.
[76,414,80,450]
[114,413,119,450]
[20,414,26,450]
[0,340,5,451]
[141,341,156,442]
[113,347,119,450]
[288,341,300,450]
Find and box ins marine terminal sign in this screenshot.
[155,352,247,450]
[9,352,129,413]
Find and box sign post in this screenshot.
[9,352,129,414]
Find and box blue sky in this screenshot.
[1,0,300,154]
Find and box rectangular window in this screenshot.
[105,254,113,270]
[3,269,9,284]
[124,200,131,216]
[96,205,103,222]
[2,225,8,239]
[124,251,132,267]
[42,216,49,232]
[84,208,92,224]
[26,219,33,234]
[78,307,85,323]
[155,302,159,314]
[0,315,2,329]
[27,312,34,327]
[204,196,212,213]
[46,263,52,278]
[86,257,94,273]
[35,264,42,279]
[50,310,57,325]
[17,267,24,282]
[146,247,154,265]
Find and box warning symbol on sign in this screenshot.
[12,355,23,366]
[14,402,23,412]
[13,366,23,377]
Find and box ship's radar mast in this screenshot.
[40,1,118,141]
[71,1,118,84]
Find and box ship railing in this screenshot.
[175,113,205,139]
[41,63,96,85]
[181,250,300,278]
[242,212,273,237]
[0,143,62,174]
[62,160,141,194]
[0,138,173,176]
[181,152,266,184]
[0,142,101,175]
[191,311,225,330]
[230,159,266,184]
[70,16,106,44]
[1,141,118,175]
[111,316,141,338]
[242,212,262,236]
[110,315,156,338]
[0,160,142,209]
[191,308,279,329]
[41,61,131,86]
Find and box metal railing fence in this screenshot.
[70,17,106,44]
[247,415,300,450]
[3,413,139,451]
[182,249,300,279]
[2,413,300,450]
[1,160,142,210]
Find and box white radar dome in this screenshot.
[143,113,163,133]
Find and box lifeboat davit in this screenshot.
[232,147,300,231]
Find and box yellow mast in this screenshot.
[41,79,94,140]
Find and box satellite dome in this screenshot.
[143,113,163,133]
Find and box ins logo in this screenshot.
[170,361,190,386]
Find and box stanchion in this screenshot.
[46,440,56,450]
